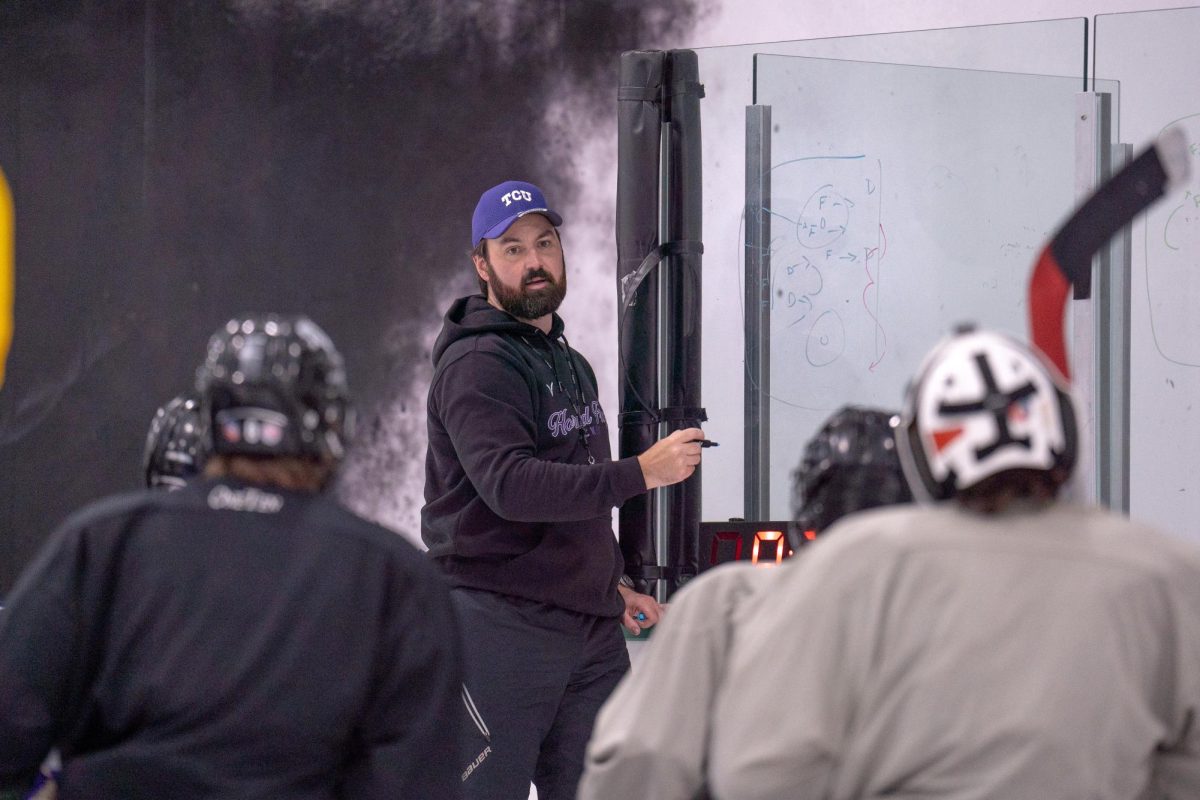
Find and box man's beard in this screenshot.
[485,257,568,321]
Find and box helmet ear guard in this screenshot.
[896,327,1078,503]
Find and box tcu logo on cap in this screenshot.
[501,190,533,206]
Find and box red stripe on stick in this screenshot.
[1028,246,1071,381]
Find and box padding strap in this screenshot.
[618,81,706,103]
[618,85,660,102]
[618,406,708,428]
[665,80,705,99]
[628,565,691,581]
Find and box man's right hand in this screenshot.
[637,427,706,490]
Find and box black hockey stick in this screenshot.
[1028,126,1190,380]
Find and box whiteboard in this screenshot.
[1096,7,1200,542]
[695,20,1092,524]
[750,55,1106,516]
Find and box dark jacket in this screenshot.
[422,295,647,617]
[0,478,463,800]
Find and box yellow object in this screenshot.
[0,165,11,388]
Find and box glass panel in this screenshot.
[696,20,1090,523]
[1095,8,1200,542]
[753,55,1119,517]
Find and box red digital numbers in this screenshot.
[709,530,743,565]
[700,522,799,573]
[750,529,786,567]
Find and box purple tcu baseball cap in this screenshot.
[471,180,563,248]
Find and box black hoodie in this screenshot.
[0,478,463,799]
[422,295,647,617]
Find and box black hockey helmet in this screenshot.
[196,314,354,462]
[143,393,208,489]
[790,405,912,548]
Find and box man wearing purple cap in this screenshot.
[422,180,706,799]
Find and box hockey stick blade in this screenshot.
[1028,126,1191,380]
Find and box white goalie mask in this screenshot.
[895,327,1078,502]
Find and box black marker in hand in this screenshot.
[694,439,719,448]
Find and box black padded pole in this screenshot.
[659,49,704,596]
[615,50,664,593]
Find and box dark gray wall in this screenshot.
[0,0,701,593]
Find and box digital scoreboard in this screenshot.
[696,521,815,573]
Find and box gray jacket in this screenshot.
[710,504,1200,799]
[580,562,774,800]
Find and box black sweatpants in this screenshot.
[451,587,630,800]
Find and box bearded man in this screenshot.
[422,180,705,800]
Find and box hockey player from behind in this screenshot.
[579,406,913,800]
[704,327,1200,799]
[0,313,465,800]
[6,394,213,800]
